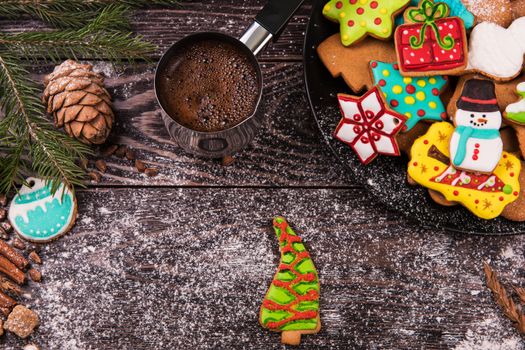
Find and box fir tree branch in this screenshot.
[0,5,155,62]
[0,0,179,29]
[0,53,91,194]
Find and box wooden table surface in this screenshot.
[2,1,525,349]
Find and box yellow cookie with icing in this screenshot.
[408,122,521,220]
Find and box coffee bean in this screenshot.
[88,171,102,183]
[125,149,135,161]
[28,268,42,282]
[95,160,107,173]
[29,251,42,265]
[135,160,146,173]
[100,144,119,157]
[221,156,235,166]
[145,168,159,177]
[114,145,128,158]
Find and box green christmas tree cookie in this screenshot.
[259,217,321,345]
[505,82,525,125]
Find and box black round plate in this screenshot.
[303,0,525,234]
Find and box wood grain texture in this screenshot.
[0,0,313,62]
[1,188,524,349]
[32,61,350,187]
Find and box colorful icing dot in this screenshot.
[475,199,479,204]
[324,4,331,11]
[405,96,415,105]
[357,7,365,15]
[432,88,439,96]
[453,190,459,196]
[360,20,366,27]
[336,1,343,8]
[429,78,437,85]
[503,184,513,195]
[342,34,349,41]
[499,196,505,202]
[370,1,378,9]
[392,85,403,94]
[423,139,429,145]
[380,8,387,14]
[348,20,355,27]
[339,12,346,18]
[350,0,357,3]
[360,0,368,4]
[374,17,382,25]
[370,61,447,131]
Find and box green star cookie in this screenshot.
[322,0,410,47]
[370,61,448,131]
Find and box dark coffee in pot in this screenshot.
[157,38,260,132]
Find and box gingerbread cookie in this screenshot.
[322,0,410,47]
[502,161,525,221]
[317,34,397,93]
[394,0,469,77]
[370,60,448,131]
[8,178,77,242]
[466,17,525,81]
[396,0,475,29]
[260,217,320,346]
[463,0,514,28]
[449,79,503,174]
[397,121,430,154]
[408,122,521,219]
[505,82,525,125]
[334,87,407,164]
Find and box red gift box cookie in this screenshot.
[395,0,468,76]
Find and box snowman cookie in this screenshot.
[449,79,503,174]
[9,178,77,242]
[408,122,521,220]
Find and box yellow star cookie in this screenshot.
[322,0,410,46]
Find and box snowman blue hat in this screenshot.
[456,79,499,113]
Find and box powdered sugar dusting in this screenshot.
[3,187,525,348]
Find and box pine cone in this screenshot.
[42,60,114,145]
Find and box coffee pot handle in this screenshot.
[240,0,304,55]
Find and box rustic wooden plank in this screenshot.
[31,61,350,187]
[0,0,313,62]
[1,187,523,349]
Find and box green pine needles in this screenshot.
[0,1,178,194]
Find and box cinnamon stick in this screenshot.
[0,275,21,295]
[0,240,28,270]
[0,256,25,285]
[0,290,16,311]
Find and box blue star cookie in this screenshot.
[395,0,475,29]
[370,61,447,131]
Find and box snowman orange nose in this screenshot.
[477,118,487,123]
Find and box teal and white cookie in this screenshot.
[8,178,77,242]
